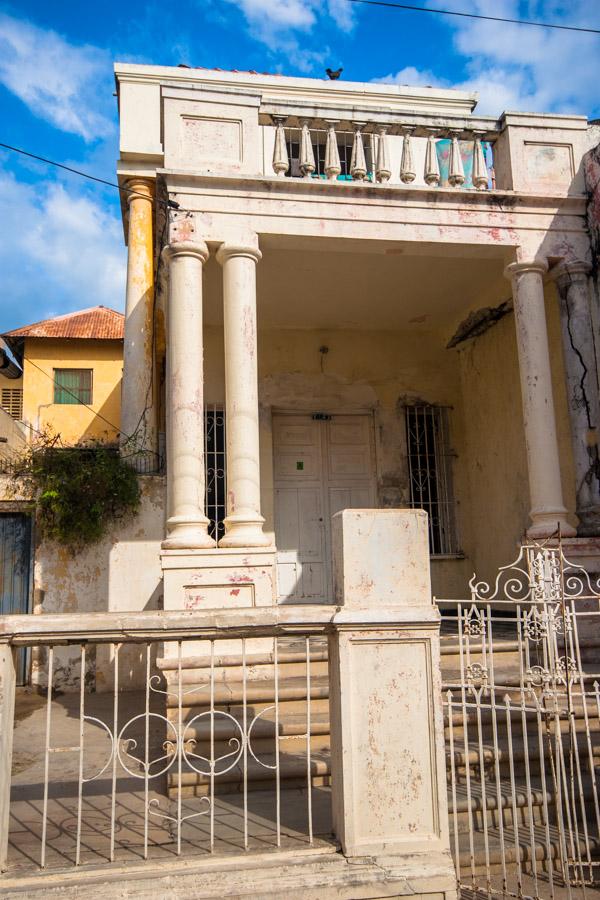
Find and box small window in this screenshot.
[53,369,92,405]
[1,387,22,419]
[405,404,460,556]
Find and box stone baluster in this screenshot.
[350,123,367,181]
[424,130,440,186]
[448,131,465,187]
[472,131,489,190]
[299,119,316,178]
[400,128,416,184]
[375,125,391,183]
[272,116,289,177]
[324,120,342,181]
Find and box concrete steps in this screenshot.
[158,629,600,875]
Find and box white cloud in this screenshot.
[375,0,600,116]
[0,12,113,141]
[0,165,126,331]
[222,0,356,68]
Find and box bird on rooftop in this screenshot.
[326,68,343,80]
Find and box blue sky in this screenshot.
[0,0,599,332]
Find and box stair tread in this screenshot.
[168,674,329,708]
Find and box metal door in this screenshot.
[0,513,32,683]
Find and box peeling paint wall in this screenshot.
[457,285,576,587]
[29,477,166,692]
[252,328,473,598]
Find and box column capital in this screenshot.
[162,240,209,265]
[123,177,154,207]
[216,242,262,265]
[504,259,548,281]
[550,259,592,287]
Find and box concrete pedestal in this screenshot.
[161,548,277,658]
[329,509,456,898]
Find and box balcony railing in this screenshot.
[270,118,495,190]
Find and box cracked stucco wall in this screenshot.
[456,284,576,587]
[30,477,166,692]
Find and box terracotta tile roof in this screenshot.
[3,306,124,341]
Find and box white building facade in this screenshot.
[113,63,600,617]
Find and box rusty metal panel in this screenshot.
[0,514,32,684]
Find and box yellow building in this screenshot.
[1,306,124,445]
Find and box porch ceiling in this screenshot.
[203,236,510,334]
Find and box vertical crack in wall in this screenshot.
[563,276,600,494]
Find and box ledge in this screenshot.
[0,603,441,646]
[159,168,588,212]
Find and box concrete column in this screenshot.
[121,178,157,459]
[162,241,214,550]
[0,643,16,872]
[553,261,600,535]
[328,509,456,898]
[505,260,576,539]
[216,242,269,548]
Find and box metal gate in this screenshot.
[443,539,600,899]
[0,513,32,683]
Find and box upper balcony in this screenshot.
[115,63,593,201]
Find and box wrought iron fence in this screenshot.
[0,609,334,874]
[441,539,600,899]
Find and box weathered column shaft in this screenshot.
[162,241,214,550]
[554,261,600,535]
[121,178,157,456]
[217,243,269,548]
[506,260,576,538]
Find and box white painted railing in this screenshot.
[0,608,334,873]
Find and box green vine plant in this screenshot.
[12,430,141,551]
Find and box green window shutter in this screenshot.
[54,369,92,405]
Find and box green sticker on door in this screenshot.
[296,461,304,470]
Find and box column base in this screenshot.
[527,510,576,539]
[162,515,215,551]
[161,547,278,611]
[576,506,600,537]
[219,513,272,548]
[161,547,278,657]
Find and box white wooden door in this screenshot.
[273,413,376,602]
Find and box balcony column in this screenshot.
[121,178,157,456]
[217,242,270,548]
[162,240,214,550]
[505,260,576,538]
[553,261,600,535]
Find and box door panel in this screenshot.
[273,413,376,602]
[328,486,374,519]
[0,514,32,684]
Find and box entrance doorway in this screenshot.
[273,413,377,602]
[0,513,32,683]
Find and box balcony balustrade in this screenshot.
[270,116,495,190]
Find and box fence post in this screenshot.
[329,509,456,898]
[0,641,16,872]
